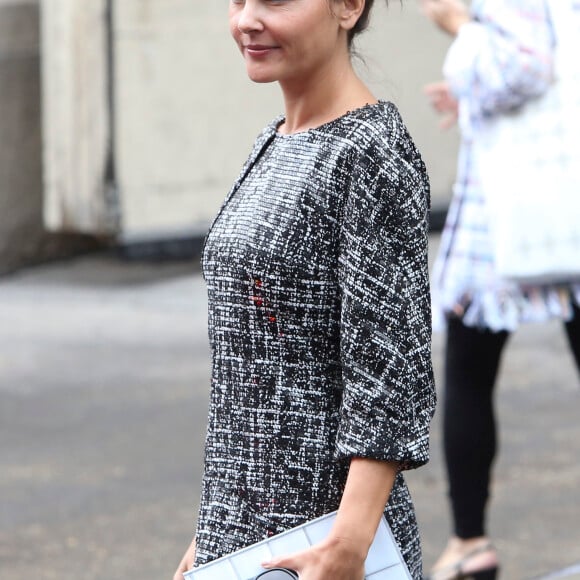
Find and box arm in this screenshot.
[442,0,554,123]
[421,0,470,36]
[262,458,398,580]
[334,123,434,471]
[331,457,399,558]
[264,113,435,579]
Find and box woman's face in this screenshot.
[229,0,349,85]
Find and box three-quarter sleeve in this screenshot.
[334,126,436,470]
[444,0,554,125]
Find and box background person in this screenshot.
[173,0,436,579]
[421,0,580,578]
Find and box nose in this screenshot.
[236,1,265,34]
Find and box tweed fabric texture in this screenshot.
[194,102,435,579]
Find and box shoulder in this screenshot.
[351,102,425,173]
[319,102,427,182]
[341,101,411,146]
[334,102,430,209]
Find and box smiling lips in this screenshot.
[244,44,279,57]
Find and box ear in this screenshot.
[334,0,366,32]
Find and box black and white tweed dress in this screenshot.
[194,101,435,579]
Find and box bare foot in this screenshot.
[428,536,498,579]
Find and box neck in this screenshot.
[278,57,376,135]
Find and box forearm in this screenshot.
[421,0,470,37]
[444,4,553,120]
[330,457,399,558]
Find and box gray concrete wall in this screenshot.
[41,0,113,235]
[0,0,101,275]
[114,1,458,241]
[0,1,458,271]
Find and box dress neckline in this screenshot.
[273,100,388,139]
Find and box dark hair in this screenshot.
[348,0,389,47]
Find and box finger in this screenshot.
[424,81,448,95]
[262,556,296,569]
[440,112,458,130]
[435,99,457,114]
[426,93,447,109]
[262,549,306,570]
[424,86,442,98]
[174,553,193,579]
[427,96,452,115]
[173,561,187,580]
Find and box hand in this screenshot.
[172,538,196,580]
[424,81,459,129]
[420,0,470,36]
[261,535,366,580]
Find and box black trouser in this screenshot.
[443,304,580,539]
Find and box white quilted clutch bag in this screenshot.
[184,511,412,580]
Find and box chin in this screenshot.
[248,76,277,84]
[245,65,279,84]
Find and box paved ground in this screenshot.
[1,238,579,580]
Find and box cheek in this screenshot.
[291,12,338,54]
[228,13,241,46]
